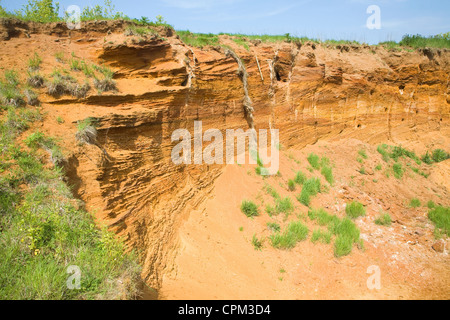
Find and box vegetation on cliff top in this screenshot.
[0,1,449,49]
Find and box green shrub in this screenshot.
[17,0,60,23]
[345,201,366,219]
[409,198,421,208]
[375,164,382,171]
[374,213,392,226]
[428,206,450,237]
[241,200,259,217]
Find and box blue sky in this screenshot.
[2,0,450,44]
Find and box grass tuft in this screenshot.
[241,200,259,218]
[374,213,392,226]
[345,201,366,219]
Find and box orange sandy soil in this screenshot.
[161,139,450,300]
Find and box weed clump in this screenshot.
[311,229,332,244]
[345,201,366,219]
[269,221,308,249]
[76,118,98,145]
[409,198,421,208]
[294,171,307,185]
[297,177,321,207]
[374,213,392,226]
[428,206,450,237]
[251,234,263,250]
[241,200,259,218]
[307,153,320,170]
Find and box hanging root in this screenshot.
[225,49,255,129]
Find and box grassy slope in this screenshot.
[0,74,142,299]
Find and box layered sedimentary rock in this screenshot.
[1,20,448,290]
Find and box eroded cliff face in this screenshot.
[1,20,448,291]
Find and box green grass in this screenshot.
[265,204,275,217]
[177,31,220,48]
[358,149,368,160]
[288,179,296,191]
[275,197,294,216]
[294,171,307,185]
[377,144,390,162]
[54,52,65,63]
[264,184,280,199]
[328,218,362,257]
[240,200,259,218]
[422,149,450,164]
[375,164,382,171]
[311,229,332,244]
[0,106,142,300]
[409,198,421,208]
[431,149,449,162]
[76,118,97,145]
[307,153,320,170]
[308,208,339,226]
[374,213,392,226]
[27,72,45,88]
[307,207,362,257]
[251,234,263,251]
[345,201,366,219]
[320,165,334,185]
[427,200,436,209]
[28,52,42,71]
[267,222,281,232]
[428,206,450,237]
[399,33,450,49]
[297,177,321,207]
[392,163,403,179]
[232,38,250,51]
[269,221,309,250]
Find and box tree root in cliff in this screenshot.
[225,49,255,129]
